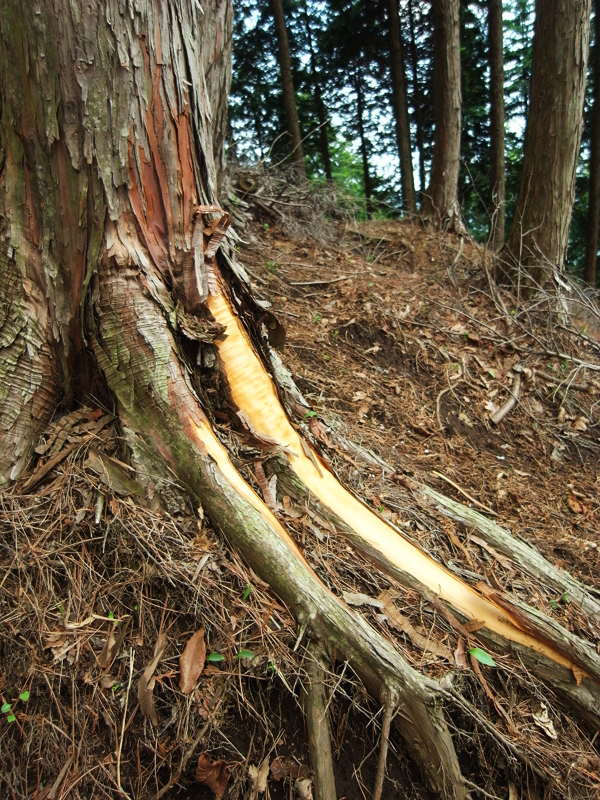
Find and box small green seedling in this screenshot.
[242,584,252,601]
[550,599,558,610]
[207,653,225,663]
[2,689,29,723]
[236,650,254,660]
[305,411,317,418]
[469,647,496,667]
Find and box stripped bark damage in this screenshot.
[0,2,598,799]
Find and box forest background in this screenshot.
[229,0,598,280]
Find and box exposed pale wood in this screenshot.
[206,286,584,671]
[417,485,600,617]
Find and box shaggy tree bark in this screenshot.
[505,0,592,290]
[421,0,463,230]
[488,0,506,250]
[1,2,600,798]
[387,0,417,215]
[270,0,306,175]
[585,0,600,288]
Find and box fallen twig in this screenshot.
[431,471,497,516]
[490,370,522,425]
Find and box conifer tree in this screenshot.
[585,1,600,287]
[422,0,464,230]
[270,0,306,174]
[488,0,506,249]
[505,0,592,289]
[388,0,417,213]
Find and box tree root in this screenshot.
[303,644,337,800]
[92,254,468,797]
[415,484,600,616]
[372,691,394,800]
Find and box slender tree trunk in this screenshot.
[270,0,306,175]
[355,72,374,219]
[314,84,333,182]
[421,0,463,231]
[488,0,506,250]
[408,0,426,195]
[505,0,592,290]
[585,0,600,288]
[387,0,417,215]
[302,3,333,182]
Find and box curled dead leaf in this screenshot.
[180,627,206,694]
[532,703,558,740]
[196,753,229,799]
[295,777,314,800]
[138,632,167,725]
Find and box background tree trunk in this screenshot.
[505,0,592,289]
[270,0,306,175]
[585,0,600,288]
[488,0,506,250]
[302,4,333,182]
[408,0,426,196]
[387,0,417,215]
[421,0,463,230]
[355,72,374,218]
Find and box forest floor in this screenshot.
[1,211,600,800]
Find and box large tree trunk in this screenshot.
[488,0,506,251]
[505,0,592,290]
[585,0,600,288]
[421,0,463,231]
[2,2,600,797]
[270,0,306,175]
[387,0,417,215]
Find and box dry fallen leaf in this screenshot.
[180,627,206,694]
[295,778,314,800]
[378,590,453,661]
[454,635,469,669]
[571,415,588,432]
[196,753,229,798]
[138,632,167,725]
[532,703,558,740]
[342,591,385,609]
[567,493,584,514]
[270,758,310,782]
